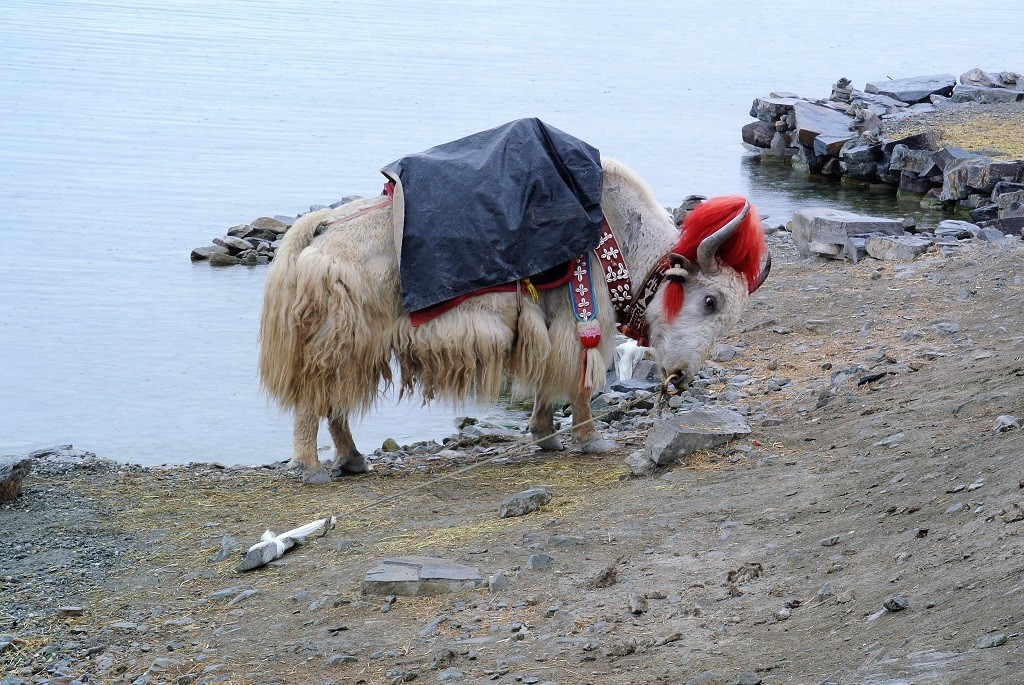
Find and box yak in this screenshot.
[259,157,769,483]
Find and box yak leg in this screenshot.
[290,408,331,484]
[571,389,615,454]
[328,413,369,476]
[529,394,564,451]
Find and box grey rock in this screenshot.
[209,535,240,563]
[742,120,775,148]
[627,591,648,615]
[866,235,932,262]
[190,245,230,261]
[960,67,1021,88]
[994,415,1020,433]
[934,145,980,171]
[820,535,840,547]
[935,220,978,239]
[989,216,1024,236]
[207,252,241,266]
[527,553,553,570]
[951,84,1023,105]
[645,409,751,467]
[684,671,723,685]
[898,172,934,195]
[883,595,909,612]
[212,235,253,253]
[749,95,801,123]
[865,74,956,104]
[609,378,661,393]
[625,450,656,477]
[998,190,1024,218]
[437,668,464,683]
[889,145,937,175]
[547,534,586,548]
[942,158,1024,201]
[226,589,260,606]
[416,614,448,638]
[978,634,1008,649]
[791,208,904,258]
[499,487,554,518]
[736,674,762,685]
[362,556,484,596]
[945,502,965,514]
[0,456,31,501]
[327,654,358,665]
[249,216,290,234]
[977,227,1005,242]
[813,133,857,157]
[488,572,508,594]
[793,101,854,148]
[816,582,835,601]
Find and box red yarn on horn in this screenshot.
[662,196,766,323]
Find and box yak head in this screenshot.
[645,196,770,392]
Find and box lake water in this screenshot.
[2,0,1021,465]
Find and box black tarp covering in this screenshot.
[381,118,603,313]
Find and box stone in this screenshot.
[362,556,484,596]
[934,145,979,171]
[942,158,1024,201]
[327,654,358,665]
[622,448,655,475]
[627,592,648,615]
[190,245,230,261]
[994,415,1020,433]
[499,487,554,518]
[547,534,586,548]
[992,182,1024,200]
[488,573,508,594]
[749,95,801,123]
[437,667,464,682]
[866,235,931,262]
[951,84,1023,105]
[898,172,933,196]
[998,190,1024,218]
[381,438,400,453]
[883,130,940,153]
[791,208,904,258]
[249,216,290,234]
[736,674,762,685]
[970,204,1000,223]
[609,378,661,393]
[645,409,751,467]
[209,535,240,563]
[978,634,1007,649]
[792,101,855,148]
[889,145,937,175]
[207,252,241,266]
[978,227,1005,242]
[883,596,909,612]
[840,140,882,164]
[527,553,553,570]
[935,220,978,239]
[212,235,253,253]
[820,535,840,547]
[989,216,1024,235]
[813,133,856,157]
[865,74,956,104]
[0,456,32,501]
[741,120,775,148]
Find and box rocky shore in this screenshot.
[743,68,1024,238]
[7,216,1024,683]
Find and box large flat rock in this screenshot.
[793,102,855,147]
[865,74,956,104]
[792,208,905,258]
[362,556,484,596]
[645,409,751,466]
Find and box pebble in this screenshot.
[437,667,464,682]
[627,592,649,615]
[488,573,509,594]
[499,487,554,518]
[527,553,553,570]
[883,596,909,612]
[820,535,840,547]
[945,502,965,514]
[978,634,1007,649]
[736,673,762,685]
[327,654,358,665]
[994,415,1020,433]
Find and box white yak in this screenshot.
[259,158,770,483]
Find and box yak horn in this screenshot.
[751,252,772,293]
[696,202,749,274]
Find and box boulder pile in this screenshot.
[743,68,1024,236]
[190,197,362,266]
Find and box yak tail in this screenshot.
[258,208,393,417]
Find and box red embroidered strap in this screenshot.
[619,257,670,346]
[593,220,632,319]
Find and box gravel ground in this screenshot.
[881,101,1024,158]
[3,229,1024,685]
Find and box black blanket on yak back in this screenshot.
[381,118,604,314]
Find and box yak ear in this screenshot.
[665,253,694,283]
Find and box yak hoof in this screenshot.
[534,435,564,451]
[332,454,370,477]
[301,466,332,485]
[580,437,615,454]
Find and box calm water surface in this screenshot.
[1,1,1020,464]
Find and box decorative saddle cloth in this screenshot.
[381,118,604,315]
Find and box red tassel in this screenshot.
[663,281,684,324]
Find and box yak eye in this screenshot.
[703,295,718,313]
